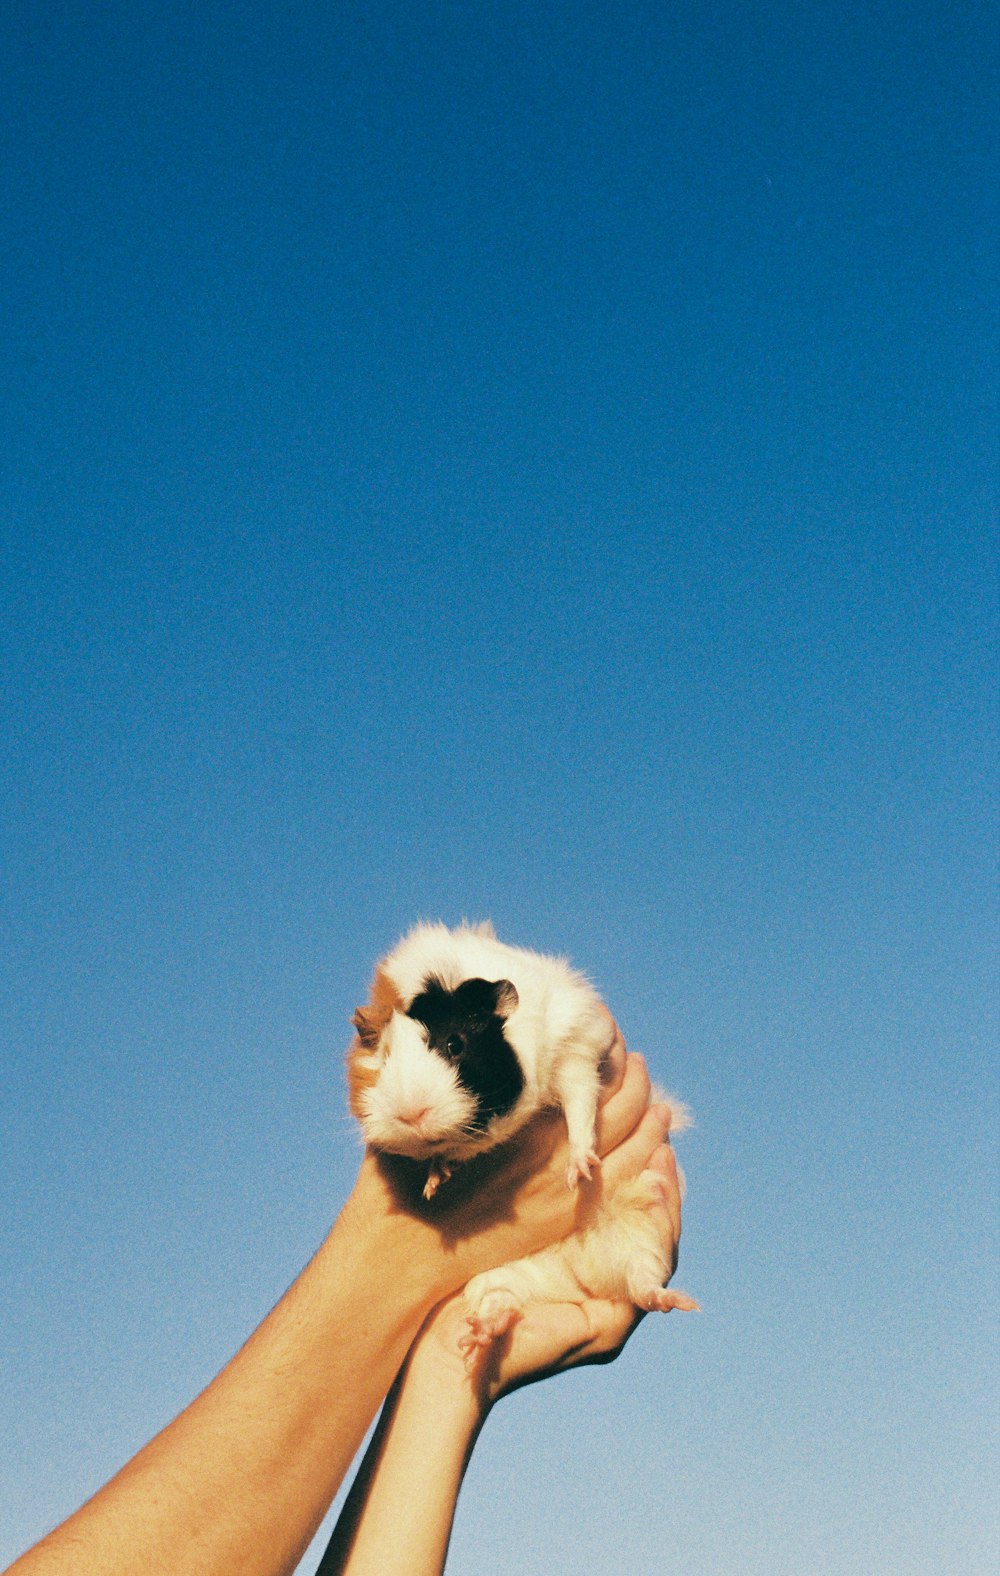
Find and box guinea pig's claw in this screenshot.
[422,1159,453,1200]
[566,1149,601,1189]
[459,1306,521,1367]
[458,1326,491,1371]
[457,1329,487,1369]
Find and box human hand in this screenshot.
[343,1015,668,1297]
[407,1139,696,1411]
[316,1086,695,1576]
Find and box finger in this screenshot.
[633,1142,683,1279]
[587,1299,641,1349]
[645,1142,683,1228]
[600,1095,672,1189]
[645,1139,679,1186]
[596,1013,627,1103]
[559,1300,638,1366]
[594,1052,653,1155]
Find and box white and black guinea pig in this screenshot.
[348,919,617,1196]
[347,920,696,1359]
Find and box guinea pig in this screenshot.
[348,919,617,1197]
[347,920,697,1359]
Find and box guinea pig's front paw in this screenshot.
[566,1147,601,1189]
[422,1158,453,1201]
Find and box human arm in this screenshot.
[317,1126,691,1576]
[6,1034,650,1576]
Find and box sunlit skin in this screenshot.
[8,1019,692,1576]
[318,1140,692,1576]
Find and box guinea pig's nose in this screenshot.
[399,1104,433,1126]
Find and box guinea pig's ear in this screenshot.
[351,1006,382,1048]
[492,979,519,1019]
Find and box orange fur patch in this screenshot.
[346,964,404,1119]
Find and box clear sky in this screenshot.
[2,1,997,1571]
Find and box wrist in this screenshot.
[403,1339,490,1437]
[335,1157,460,1312]
[404,1298,507,1429]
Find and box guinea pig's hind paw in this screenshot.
[566,1149,601,1189]
[457,1327,489,1369]
[459,1306,521,1366]
[638,1287,701,1314]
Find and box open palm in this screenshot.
[415,1142,696,1408]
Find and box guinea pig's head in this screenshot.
[355,975,523,1157]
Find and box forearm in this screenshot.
[318,1113,687,1576]
[8,1203,450,1576]
[9,1051,654,1576]
[317,1347,485,1576]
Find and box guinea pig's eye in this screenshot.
[445,1034,465,1058]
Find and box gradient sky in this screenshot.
[3,2,997,1571]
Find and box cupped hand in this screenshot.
[410,1141,697,1410]
[348,1014,667,1286]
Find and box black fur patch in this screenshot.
[406,976,525,1128]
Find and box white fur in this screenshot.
[357,1012,479,1157]
[462,1169,696,1338]
[373,920,613,1177]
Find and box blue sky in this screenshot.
[2,2,997,1571]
